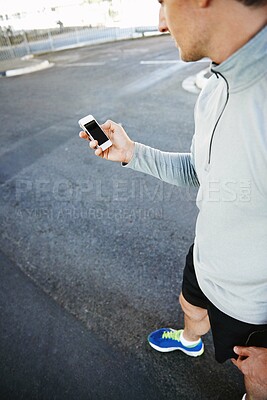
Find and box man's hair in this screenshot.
[236,0,267,6]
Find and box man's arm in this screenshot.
[79,119,199,188]
[125,142,199,188]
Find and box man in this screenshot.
[79,1,267,398]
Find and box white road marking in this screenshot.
[140,60,181,65]
[140,59,210,65]
[62,62,106,67]
[123,62,190,95]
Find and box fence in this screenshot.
[0,25,158,61]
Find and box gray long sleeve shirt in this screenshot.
[125,26,267,324]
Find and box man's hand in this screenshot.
[232,346,267,388]
[79,119,135,164]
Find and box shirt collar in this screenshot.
[210,25,267,92]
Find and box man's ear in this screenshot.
[197,0,211,8]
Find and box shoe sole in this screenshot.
[148,341,204,357]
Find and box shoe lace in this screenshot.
[162,330,181,341]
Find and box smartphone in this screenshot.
[78,114,112,151]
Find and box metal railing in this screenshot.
[0,25,158,61]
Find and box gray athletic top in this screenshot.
[124,26,267,324]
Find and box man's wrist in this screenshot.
[123,141,135,164]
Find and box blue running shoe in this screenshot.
[148,328,204,357]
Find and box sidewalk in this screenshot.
[0,55,53,77]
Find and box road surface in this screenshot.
[0,36,244,399]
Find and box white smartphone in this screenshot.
[78,114,112,151]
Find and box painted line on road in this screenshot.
[123,62,190,95]
[62,62,106,67]
[140,60,181,65]
[140,59,210,65]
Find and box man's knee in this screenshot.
[179,292,208,322]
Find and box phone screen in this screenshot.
[84,120,108,146]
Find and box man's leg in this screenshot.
[179,292,211,341]
[147,292,210,355]
[148,245,210,355]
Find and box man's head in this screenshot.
[158,0,267,63]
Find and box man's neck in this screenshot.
[207,4,267,64]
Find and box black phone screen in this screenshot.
[84,120,108,146]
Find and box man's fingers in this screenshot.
[234,346,251,357]
[79,131,102,156]
[89,140,99,150]
[95,147,103,157]
[231,358,238,367]
[79,131,90,140]
[231,356,245,373]
[101,120,112,131]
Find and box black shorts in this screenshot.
[182,244,267,363]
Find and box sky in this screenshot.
[0,0,159,29]
[0,0,74,14]
[0,0,159,15]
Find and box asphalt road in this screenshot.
[0,36,244,399]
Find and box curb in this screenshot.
[0,59,54,78]
[182,67,212,94]
[195,67,211,90]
